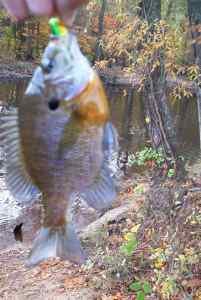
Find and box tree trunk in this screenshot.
[138,1,178,174]
[139,0,161,23]
[95,0,107,61]
[188,0,201,149]
[196,86,201,149]
[143,69,176,158]
[188,0,201,66]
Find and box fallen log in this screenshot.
[80,200,139,239]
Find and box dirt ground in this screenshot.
[0,243,98,300]
[1,174,201,300]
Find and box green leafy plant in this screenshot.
[129,280,152,300]
[127,147,180,178]
[167,168,175,178]
[134,184,145,195]
[128,147,165,167]
[120,233,138,256]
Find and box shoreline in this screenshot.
[0,61,196,93]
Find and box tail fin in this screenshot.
[26,223,87,267]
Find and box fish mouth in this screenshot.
[44,76,75,102]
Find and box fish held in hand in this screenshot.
[0,19,118,267]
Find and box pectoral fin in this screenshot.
[0,108,41,202]
[81,122,119,211]
[81,162,117,210]
[103,122,119,161]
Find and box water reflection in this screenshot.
[171,97,201,175]
[106,85,146,153]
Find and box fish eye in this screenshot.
[48,98,60,111]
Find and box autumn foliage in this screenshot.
[79,3,201,100]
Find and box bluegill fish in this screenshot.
[0,28,118,266]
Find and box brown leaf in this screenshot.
[64,276,86,289]
[183,278,201,288]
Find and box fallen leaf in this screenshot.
[183,278,201,288]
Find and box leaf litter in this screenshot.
[0,173,201,299]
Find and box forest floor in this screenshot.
[1,169,201,300]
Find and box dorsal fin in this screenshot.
[0,108,41,203]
